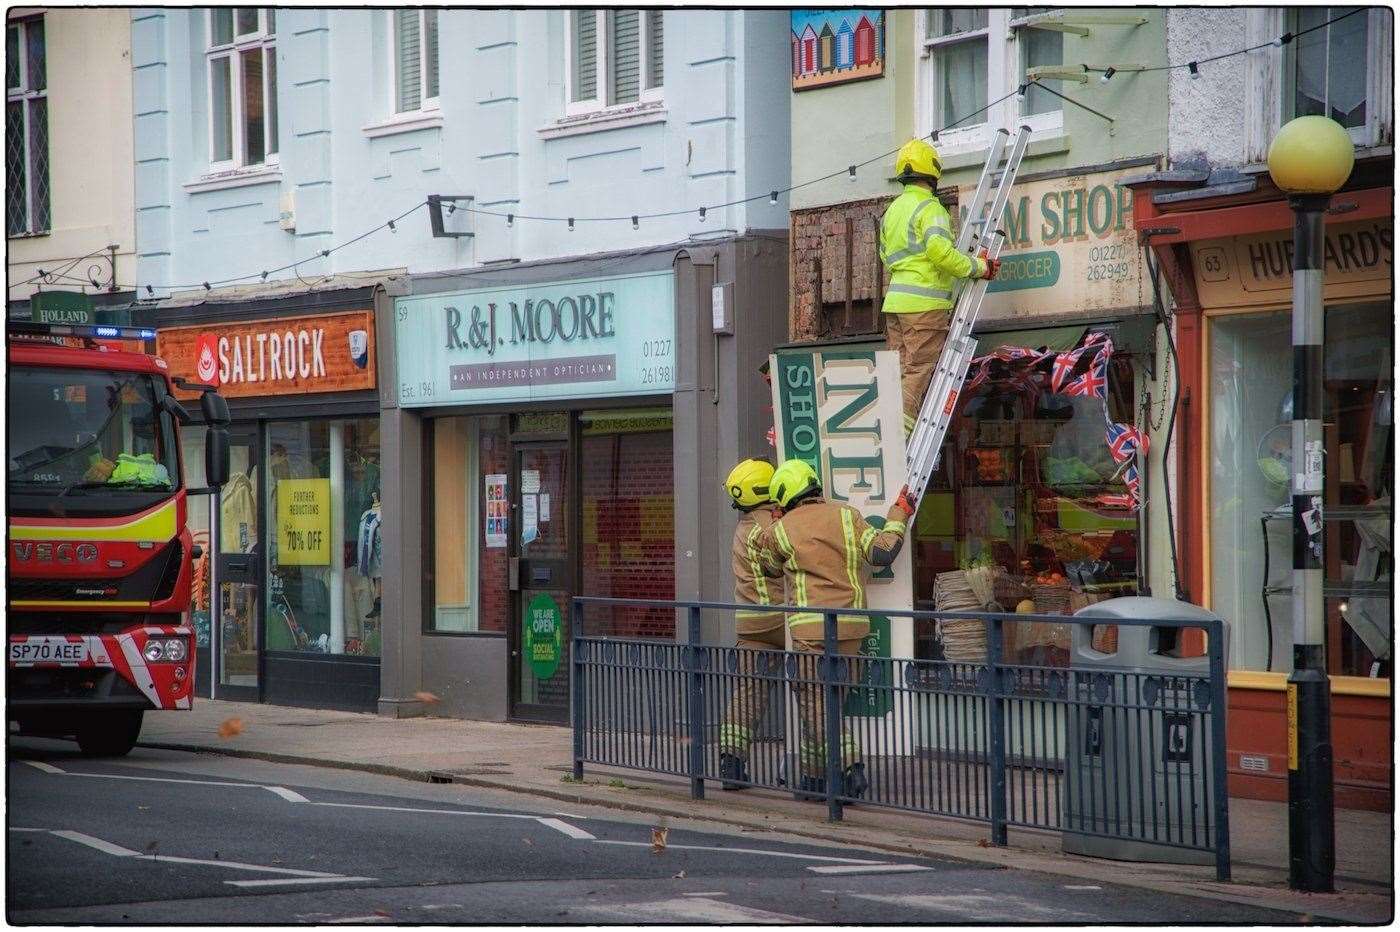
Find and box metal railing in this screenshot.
[571,597,1231,882]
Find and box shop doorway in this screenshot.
[215,426,261,701]
[508,441,572,722]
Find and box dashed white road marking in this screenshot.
[537,817,596,840]
[324,915,393,924]
[578,897,807,924]
[309,801,538,820]
[50,830,141,857]
[592,839,883,864]
[19,760,64,774]
[681,891,729,897]
[851,892,1093,922]
[1064,884,1103,890]
[8,827,48,833]
[263,785,310,803]
[807,863,931,875]
[143,855,340,877]
[224,876,376,888]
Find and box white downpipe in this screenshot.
[329,422,345,654]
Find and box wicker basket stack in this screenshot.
[934,570,987,663]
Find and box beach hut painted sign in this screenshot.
[791,9,884,90]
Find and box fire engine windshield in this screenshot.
[7,366,180,510]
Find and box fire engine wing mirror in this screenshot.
[199,390,231,426]
[205,427,231,488]
[161,393,193,425]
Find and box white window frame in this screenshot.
[1243,7,1392,163]
[206,9,278,174]
[7,15,48,237]
[389,9,440,117]
[564,9,664,118]
[915,9,1064,158]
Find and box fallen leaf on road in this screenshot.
[976,838,991,848]
[650,826,669,853]
[137,806,150,811]
[415,691,441,705]
[373,910,390,918]
[522,837,534,846]
[672,870,686,879]
[218,717,244,739]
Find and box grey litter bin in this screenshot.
[1062,597,1228,865]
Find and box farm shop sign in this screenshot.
[393,271,676,407]
[954,165,1147,323]
[156,311,376,400]
[1190,218,1392,309]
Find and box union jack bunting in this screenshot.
[1050,347,1086,393]
[1096,492,1135,509]
[1105,421,1148,463]
[1124,464,1141,500]
[1064,351,1108,398]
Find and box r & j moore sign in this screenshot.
[393,271,676,407]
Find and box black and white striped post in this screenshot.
[1268,116,1353,894]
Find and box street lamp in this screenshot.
[1266,115,1354,894]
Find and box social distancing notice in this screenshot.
[277,479,331,565]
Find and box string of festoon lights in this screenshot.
[18,8,1357,297]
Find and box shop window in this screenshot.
[7,15,48,236]
[566,9,664,116]
[206,7,278,171]
[1209,303,1392,677]
[430,416,509,634]
[391,8,439,114]
[918,337,1142,664]
[579,408,675,638]
[264,418,381,657]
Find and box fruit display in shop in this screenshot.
[1016,599,1037,614]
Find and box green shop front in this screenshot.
[373,239,789,722]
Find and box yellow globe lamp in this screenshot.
[1267,116,1355,195]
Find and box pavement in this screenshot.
[7,741,1317,924]
[117,698,1393,923]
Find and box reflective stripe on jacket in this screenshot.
[732,508,784,631]
[755,497,908,637]
[879,184,983,314]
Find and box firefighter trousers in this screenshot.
[791,633,865,780]
[884,309,951,435]
[718,624,786,758]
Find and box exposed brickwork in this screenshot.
[789,196,893,342]
[476,417,511,634]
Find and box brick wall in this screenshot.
[476,417,511,634]
[789,196,893,342]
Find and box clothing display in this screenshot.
[220,472,257,553]
[356,506,383,579]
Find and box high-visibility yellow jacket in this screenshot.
[755,496,909,639]
[879,184,985,314]
[732,507,785,634]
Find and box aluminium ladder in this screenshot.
[904,124,1032,503]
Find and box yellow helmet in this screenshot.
[770,458,821,509]
[725,458,775,509]
[894,138,942,183]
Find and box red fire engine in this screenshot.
[7,319,229,755]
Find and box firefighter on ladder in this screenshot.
[756,459,916,799]
[717,458,786,790]
[880,138,1001,436]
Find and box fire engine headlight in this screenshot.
[142,638,188,663]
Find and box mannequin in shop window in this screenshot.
[355,491,383,645]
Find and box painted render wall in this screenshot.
[8,9,136,299]
[132,9,791,297]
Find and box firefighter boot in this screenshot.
[719,753,749,791]
[795,774,826,802]
[842,762,869,800]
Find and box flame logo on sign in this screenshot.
[195,334,219,384]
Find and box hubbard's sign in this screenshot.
[770,348,913,722]
[393,271,676,407]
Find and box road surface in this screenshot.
[7,738,1307,924]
